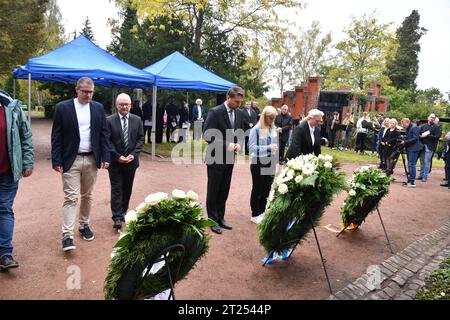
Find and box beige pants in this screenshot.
[61,155,98,238]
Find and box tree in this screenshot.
[323,12,394,91]
[387,10,427,90]
[269,31,296,96]
[81,16,96,42]
[41,0,66,53]
[293,21,332,81]
[0,0,49,74]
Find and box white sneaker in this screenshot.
[250,216,259,224]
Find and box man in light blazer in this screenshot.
[203,86,245,235]
[107,93,144,230]
[51,77,110,252]
[286,109,327,159]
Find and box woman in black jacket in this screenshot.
[381,118,399,175]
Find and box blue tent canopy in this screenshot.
[142,51,235,91]
[13,35,154,88]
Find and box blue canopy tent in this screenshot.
[13,35,154,122]
[142,51,236,158]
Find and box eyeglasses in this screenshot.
[80,90,94,94]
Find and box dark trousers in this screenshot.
[166,123,177,142]
[206,164,234,222]
[279,139,288,162]
[355,133,367,152]
[108,163,137,222]
[245,136,250,155]
[156,123,164,143]
[379,148,387,170]
[143,125,152,144]
[407,151,420,184]
[329,129,337,148]
[250,163,274,217]
[0,173,18,257]
[445,151,450,181]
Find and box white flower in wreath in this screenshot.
[268,189,275,202]
[324,155,333,162]
[135,202,148,215]
[348,189,356,196]
[125,210,138,224]
[287,170,295,178]
[318,154,326,160]
[360,166,370,172]
[189,201,199,208]
[172,189,187,199]
[302,163,316,176]
[145,192,168,206]
[295,175,304,184]
[278,183,289,194]
[187,190,199,201]
[324,161,332,169]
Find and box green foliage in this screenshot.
[80,16,96,42]
[0,0,49,74]
[104,191,211,300]
[416,255,450,300]
[259,155,345,254]
[340,166,391,227]
[387,10,427,90]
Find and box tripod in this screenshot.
[388,148,409,181]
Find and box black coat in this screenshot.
[241,107,258,131]
[275,113,293,142]
[203,104,244,166]
[51,99,110,172]
[286,120,322,159]
[106,113,144,169]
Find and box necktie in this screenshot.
[267,129,272,157]
[229,110,234,129]
[122,116,129,149]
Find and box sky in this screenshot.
[58,0,450,99]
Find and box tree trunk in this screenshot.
[193,8,204,58]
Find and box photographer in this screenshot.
[418,113,441,182]
[399,118,422,187]
[381,118,399,176]
[440,130,450,189]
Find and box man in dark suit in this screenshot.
[275,104,292,164]
[241,101,258,155]
[51,77,110,252]
[203,86,245,234]
[107,93,144,230]
[165,97,179,143]
[142,95,153,144]
[286,109,326,159]
[192,98,205,141]
[399,118,422,187]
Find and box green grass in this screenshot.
[416,255,450,300]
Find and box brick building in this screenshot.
[271,77,389,120]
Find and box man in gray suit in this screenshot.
[107,93,144,230]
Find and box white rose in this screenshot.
[302,163,315,176]
[135,203,148,214]
[187,190,199,201]
[295,175,303,184]
[125,210,138,224]
[268,189,275,202]
[189,201,199,208]
[318,154,326,160]
[287,170,295,178]
[275,175,285,186]
[145,192,168,206]
[172,189,187,199]
[348,189,356,196]
[278,184,289,194]
[360,166,369,172]
[324,155,333,162]
[324,161,332,169]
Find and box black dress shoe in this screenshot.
[218,220,233,230]
[440,183,449,187]
[210,225,222,234]
[0,255,19,270]
[113,219,122,229]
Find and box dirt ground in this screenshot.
[0,118,448,300]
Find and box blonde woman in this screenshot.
[248,106,278,224]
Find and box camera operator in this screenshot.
[418,113,441,182]
[399,118,422,187]
[381,118,399,176]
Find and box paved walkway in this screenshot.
[328,219,450,300]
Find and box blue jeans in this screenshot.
[419,145,433,180]
[407,151,420,184]
[0,173,19,257]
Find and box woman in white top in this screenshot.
[248,106,278,224]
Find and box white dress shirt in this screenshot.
[308,122,316,145]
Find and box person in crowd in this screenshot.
[275,104,292,164]
[377,118,390,170]
[142,95,153,144]
[381,118,399,176]
[355,112,371,153]
[418,113,441,182]
[251,101,261,121]
[155,101,165,144]
[130,100,143,121]
[371,114,381,154]
[203,86,245,235]
[285,109,326,159]
[242,101,258,155]
[165,97,179,143]
[399,118,422,188]
[178,100,190,143]
[329,112,340,149]
[341,113,353,150]
[0,96,34,270]
[192,98,205,141]
[106,93,144,230]
[440,130,450,189]
[51,77,110,252]
[249,106,278,224]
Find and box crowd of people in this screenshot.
[0,77,449,270]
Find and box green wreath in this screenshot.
[104,191,214,300]
[259,154,345,255]
[340,166,391,228]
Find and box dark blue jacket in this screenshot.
[404,124,423,153]
[51,99,110,172]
